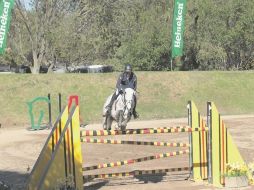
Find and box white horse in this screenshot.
[102,88,136,131]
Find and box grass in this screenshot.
[0,71,254,127]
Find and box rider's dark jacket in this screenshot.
[116,72,137,91]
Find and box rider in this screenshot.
[106,64,139,119]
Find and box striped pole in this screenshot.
[83,149,189,171]
[80,127,208,137]
[187,101,193,179]
[83,167,190,181]
[81,138,189,147]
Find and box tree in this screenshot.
[185,0,254,70]
[6,0,254,72]
[13,0,79,73]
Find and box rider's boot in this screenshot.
[133,95,139,119]
[133,109,139,119]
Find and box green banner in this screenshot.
[0,0,15,54]
[171,0,187,58]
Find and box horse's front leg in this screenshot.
[102,116,107,130]
[119,110,131,131]
[102,115,113,131]
[117,110,124,130]
[121,114,130,131]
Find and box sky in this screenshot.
[22,0,32,9]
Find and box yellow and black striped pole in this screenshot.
[80,126,208,137]
[81,138,190,147]
[83,149,189,171]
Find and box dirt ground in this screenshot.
[1,115,254,190]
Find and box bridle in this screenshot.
[122,90,133,118]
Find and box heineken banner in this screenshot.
[0,0,15,54]
[171,0,187,58]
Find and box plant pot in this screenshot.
[225,175,248,188]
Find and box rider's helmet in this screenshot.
[124,64,132,73]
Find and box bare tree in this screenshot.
[14,0,79,73]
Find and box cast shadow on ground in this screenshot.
[0,170,29,190]
[84,172,189,190]
[1,169,110,190]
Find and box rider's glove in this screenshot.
[119,89,123,94]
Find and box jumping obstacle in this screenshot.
[207,102,251,187]
[81,138,190,147]
[188,101,208,181]
[82,149,189,171]
[80,100,208,184]
[80,126,208,137]
[26,99,249,189]
[26,101,83,189]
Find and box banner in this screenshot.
[0,0,15,54]
[171,0,187,58]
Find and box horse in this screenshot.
[102,88,136,131]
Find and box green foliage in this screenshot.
[55,175,76,190]
[185,0,254,70]
[224,163,248,177]
[115,2,171,71]
[3,0,254,71]
[197,41,227,70]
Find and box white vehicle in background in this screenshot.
[68,65,113,73]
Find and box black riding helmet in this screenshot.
[124,64,132,73]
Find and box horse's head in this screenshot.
[122,88,135,119]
